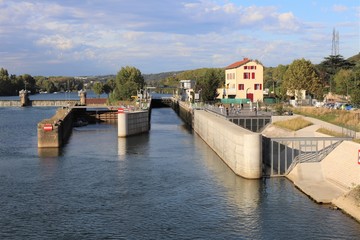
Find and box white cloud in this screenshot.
[37,35,74,50]
[278,12,300,31]
[333,5,348,12]
[0,0,358,75]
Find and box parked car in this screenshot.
[324,102,335,109]
[343,103,353,110]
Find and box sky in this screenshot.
[0,0,359,76]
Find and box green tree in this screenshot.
[272,64,288,96]
[103,83,112,97]
[283,59,322,99]
[196,68,223,101]
[318,54,355,92]
[44,81,57,93]
[20,74,36,93]
[263,67,274,89]
[106,78,116,90]
[92,82,104,98]
[333,69,352,96]
[112,66,144,101]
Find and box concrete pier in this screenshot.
[117,109,150,137]
[37,108,75,148]
[193,110,262,179]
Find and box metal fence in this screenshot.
[262,137,351,177]
[203,104,272,117]
[203,104,272,132]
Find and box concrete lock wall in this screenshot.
[194,110,262,179]
[118,111,149,137]
[178,101,193,126]
[38,108,74,148]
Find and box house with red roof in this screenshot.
[221,58,264,102]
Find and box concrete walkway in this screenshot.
[265,114,360,221]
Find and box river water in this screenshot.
[0,105,359,239]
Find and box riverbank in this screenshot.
[263,115,360,222]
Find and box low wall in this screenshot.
[0,100,21,107]
[32,100,79,106]
[118,110,150,137]
[38,108,75,148]
[194,110,262,179]
[0,100,80,107]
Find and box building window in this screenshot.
[254,84,262,90]
[244,72,250,79]
[244,66,248,69]
[232,73,235,79]
[252,72,255,79]
[238,84,244,90]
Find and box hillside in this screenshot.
[347,52,360,63]
[143,71,185,82]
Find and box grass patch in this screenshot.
[317,128,360,143]
[273,117,313,131]
[292,107,360,132]
[316,127,348,137]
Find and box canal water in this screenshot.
[0,106,359,239]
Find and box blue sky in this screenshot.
[0,0,359,76]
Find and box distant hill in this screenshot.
[143,71,185,82]
[347,52,360,63]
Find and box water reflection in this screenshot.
[194,134,261,228]
[38,147,62,158]
[117,133,150,160]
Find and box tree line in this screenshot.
[1,53,359,106]
[264,54,359,105]
[0,68,86,96]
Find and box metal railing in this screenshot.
[203,104,272,132]
[203,104,272,117]
[262,137,351,177]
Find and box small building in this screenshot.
[221,58,264,102]
[179,80,196,102]
[287,89,313,106]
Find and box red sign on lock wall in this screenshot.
[118,108,124,114]
[43,124,53,131]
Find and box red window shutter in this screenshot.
[252,72,255,79]
[260,84,262,90]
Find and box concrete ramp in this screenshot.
[287,162,346,203]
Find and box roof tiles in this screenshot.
[225,58,250,69]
